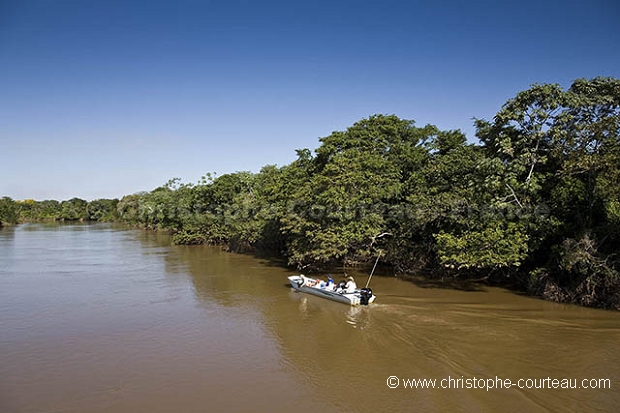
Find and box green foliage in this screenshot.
[117,194,144,223]
[528,235,620,309]
[435,223,529,270]
[6,77,617,308]
[0,196,19,225]
[7,198,118,222]
[282,115,423,267]
[59,198,89,221]
[16,199,61,221]
[395,134,484,267]
[172,229,207,245]
[475,77,620,307]
[88,199,119,221]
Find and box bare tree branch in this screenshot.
[506,184,524,209]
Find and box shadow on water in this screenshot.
[239,248,290,269]
[400,275,489,292]
[170,241,498,295]
[241,253,490,294]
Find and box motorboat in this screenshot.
[288,275,376,306]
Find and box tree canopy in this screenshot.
[3,77,619,309]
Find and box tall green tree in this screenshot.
[396,131,488,273]
[88,199,119,221]
[283,115,432,268]
[473,77,620,306]
[0,197,18,225]
[60,198,89,221]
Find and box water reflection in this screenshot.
[345,305,372,330]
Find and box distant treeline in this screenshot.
[0,197,118,223]
[2,77,619,309]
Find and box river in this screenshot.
[0,223,618,412]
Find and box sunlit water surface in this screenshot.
[1,223,618,412]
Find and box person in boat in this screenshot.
[326,275,334,289]
[336,275,357,293]
[345,276,357,293]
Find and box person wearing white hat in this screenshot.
[344,275,357,293]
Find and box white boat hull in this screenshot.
[288,275,376,306]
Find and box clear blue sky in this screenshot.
[1,0,619,201]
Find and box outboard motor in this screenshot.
[359,288,373,305]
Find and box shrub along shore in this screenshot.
[2,78,619,309]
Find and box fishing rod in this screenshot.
[365,252,381,289]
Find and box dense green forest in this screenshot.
[0,197,118,223]
[2,78,619,309]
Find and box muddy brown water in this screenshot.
[1,223,618,412]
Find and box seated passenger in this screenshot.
[345,276,357,293]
